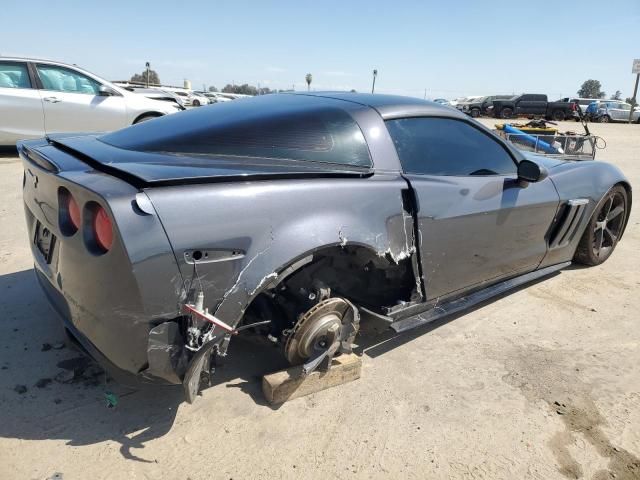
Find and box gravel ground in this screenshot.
[0,120,638,480]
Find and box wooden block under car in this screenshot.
[262,353,362,405]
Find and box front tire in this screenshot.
[192,100,200,107]
[574,186,628,266]
[598,115,611,123]
[552,110,566,121]
[470,108,481,118]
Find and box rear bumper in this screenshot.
[34,267,144,386]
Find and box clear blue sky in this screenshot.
[2,0,639,99]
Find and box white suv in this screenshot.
[0,57,181,146]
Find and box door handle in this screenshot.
[43,97,61,103]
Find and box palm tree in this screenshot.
[305,73,312,92]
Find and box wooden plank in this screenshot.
[262,354,361,405]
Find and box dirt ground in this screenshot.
[0,120,639,480]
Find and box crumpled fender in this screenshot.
[144,173,416,330]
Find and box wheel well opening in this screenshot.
[133,112,163,124]
[241,245,420,334]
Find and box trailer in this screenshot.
[494,120,605,160]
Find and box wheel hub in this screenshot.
[284,298,359,367]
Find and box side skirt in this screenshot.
[390,262,571,333]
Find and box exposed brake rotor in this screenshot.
[284,297,359,375]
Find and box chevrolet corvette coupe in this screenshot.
[19,93,631,402]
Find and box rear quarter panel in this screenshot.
[145,173,413,327]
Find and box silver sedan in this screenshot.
[0,57,181,146]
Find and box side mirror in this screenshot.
[98,85,115,96]
[518,159,548,184]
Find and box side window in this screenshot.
[0,62,31,89]
[36,64,100,95]
[386,118,516,176]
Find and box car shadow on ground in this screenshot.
[0,266,559,459]
[0,267,291,460]
[0,268,185,462]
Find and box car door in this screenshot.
[34,63,127,134]
[615,103,630,121]
[386,117,560,300]
[529,95,548,115]
[0,61,44,145]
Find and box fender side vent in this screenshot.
[548,198,589,249]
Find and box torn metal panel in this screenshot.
[145,321,188,384]
[144,172,417,330]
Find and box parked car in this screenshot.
[449,96,467,107]
[201,92,219,103]
[432,98,450,106]
[455,96,483,111]
[123,87,186,110]
[492,94,576,121]
[0,57,181,146]
[593,101,640,123]
[190,92,210,107]
[462,95,514,117]
[205,92,233,102]
[558,97,599,114]
[19,93,631,402]
[169,90,193,107]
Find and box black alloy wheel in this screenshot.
[574,186,628,265]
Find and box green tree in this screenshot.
[610,90,622,100]
[208,86,218,92]
[222,83,258,95]
[577,79,605,99]
[130,70,161,85]
[626,97,638,107]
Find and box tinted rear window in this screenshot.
[522,94,546,101]
[100,95,371,167]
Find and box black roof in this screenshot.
[99,92,468,156]
[290,92,464,120]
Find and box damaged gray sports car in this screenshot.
[20,93,631,402]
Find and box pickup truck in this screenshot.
[462,95,514,117]
[492,94,576,121]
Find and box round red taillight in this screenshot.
[93,206,113,251]
[68,195,81,230]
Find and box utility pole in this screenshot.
[629,59,640,124]
[371,69,378,94]
[145,62,150,87]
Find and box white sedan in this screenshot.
[0,57,181,146]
